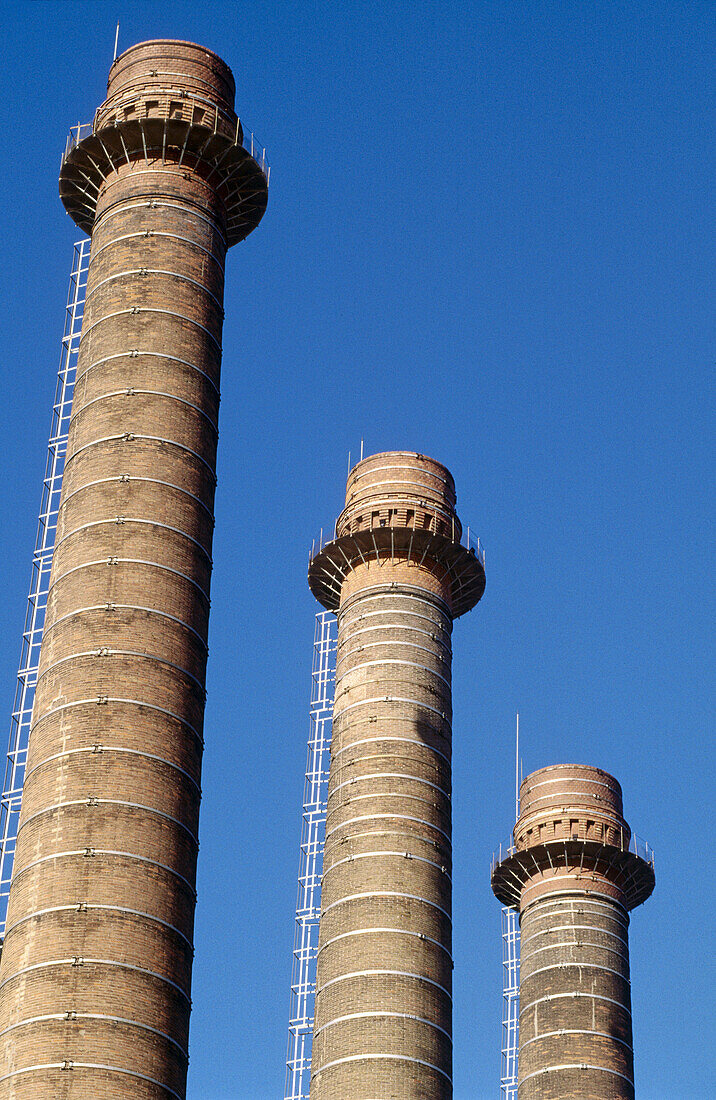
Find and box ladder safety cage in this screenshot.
[0,237,90,936]
[284,610,337,1100]
[501,904,520,1098]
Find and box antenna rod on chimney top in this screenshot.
[515,712,520,820]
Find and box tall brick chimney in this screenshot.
[491,764,655,1099]
[0,40,267,1098]
[307,451,485,1099]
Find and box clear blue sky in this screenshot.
[1,2,713,1098]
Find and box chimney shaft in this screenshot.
[492,763,655,1100]
[0,40,267,1098]
[308,451,485,1099]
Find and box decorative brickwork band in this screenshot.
[492,764,655,1100]
[308,452,484,1100]
[0,39,267,1099]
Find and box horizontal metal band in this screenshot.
[108,66,225,94]
[65,432,216,479]
[3,903,192,948]
[94,195,227,246]
[526,896,629,925]
[108,66,226,93]
[339,585,452,621]
[522,884,630,915]
[89,189,225,247]
[87,267,224,311]
[327,791,446,816]
[350,459,449,483]
[317,927,451,960]
[80,306,221,350]
[10,849,196,896]
[341,486,453,517]
[330,772,450,800]
[347,473,448,499]
[521,932,629,959]
[53,515,212,565]
[321,890,451,923]
[333,695,450,723]
[42,604,208,650]
[24,746,200,792]
[0,957,190,1002]
[77,349,219,396]
[526,774,620,797]
[0,1061,184,1097]
[527,923,628,946]
[61,475,213,518]
[326,814,450,844]
[337,639,451,669]
[336,657,451,691]
[349,462,450,487]
[519,991,631,1018]
[522,938,627,962]
[332,714,451,744]
[323,850,451,881]
[337,624,451,654]
[99,163,263,213]
[311,1052,451,1083]
[315,1010,452,1042]
[30,696,204,746]
[338,590,452,622]
[339,595,451,617]
[317,969,452,1000]
[520,1028,632,1051]
[90,228,225,271]
[338,607,451,634]
[332,736,450,766]
[0,1012,187,1056]
[37,647,206,694]
[17,797,198,844]
[523,960,630,983]
[50,556,211,605]
[72,388,218,432]
[519,1063,634,1086]
[328,828,448,856]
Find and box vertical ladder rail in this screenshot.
[501,904,520,1098]
[284,610,337,1100]
[0,238,90,936]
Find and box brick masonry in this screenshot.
[308,453,485,1100]
[492,764,655,1100]
[0,40,266,1099]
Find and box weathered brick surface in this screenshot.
[0,39,265,1099]
[504,766,645,1100]
[309,453,484,1100]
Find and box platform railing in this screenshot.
[491,830,655,875]
[310,520,485,567]
[63,110,269,180]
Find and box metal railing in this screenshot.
[62,122,93,161]
[63,111,269,181]
[491,831,655,875]
[310,521,485,567]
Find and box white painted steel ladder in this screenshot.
[501,904,520,1097]
[0,238,90,936]
[284,610,337,1099]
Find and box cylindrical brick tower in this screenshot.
[0,41,267,1097]
[308,452,485,1099]
[491,764,655,1100]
